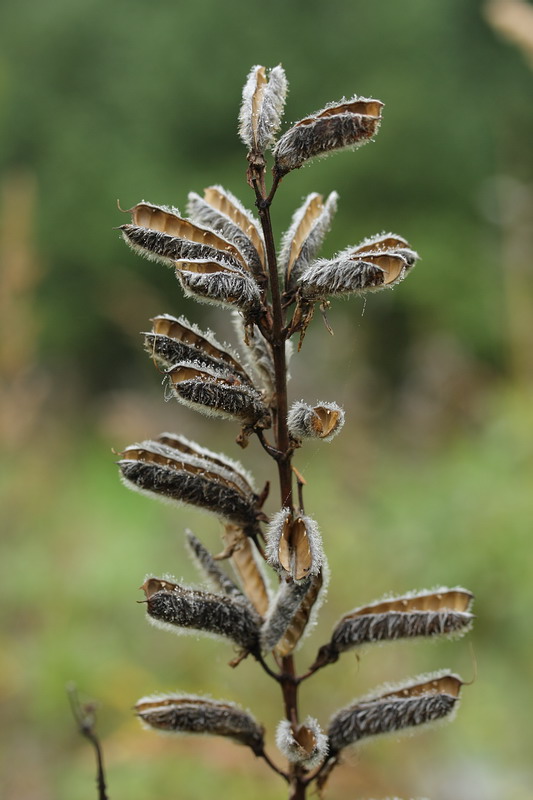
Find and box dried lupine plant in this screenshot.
[115,65,474,800]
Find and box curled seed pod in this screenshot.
[187,187,266,275]
[276,717,329,769]
[144,314,251,381]
[176,262,262,315]
[155,432,257,497]
[313,587,474,669]
[141,577,261,651]
[327,671,464,755]
[299,250,411,301]
[167,362,271,428]
[351,231,419,268]
[274,565,328,657]
[118,440,259,529]
[135,693,265,754]
[265,509,324,581]
[239,64,288,154]
[280,192,338,287]
[222,524,271,617]
[274,96,383,176]
[121,202,248,269]
[287,401,345,442]
[185,530,245,602]
[261,576,314,652]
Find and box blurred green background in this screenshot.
[1,0,533,798]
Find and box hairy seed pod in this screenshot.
[135,693,265,754]
[176,264,262,315]
[275,565,328,657]
[141,577,261,651]
[155,432,257,497]
[280,192,338,287]
[185,530,246,602]
[121,224,245,272]
[261,576,315,652]
[327,671,463,755]
[273,97,383,176]
[222,524,271,617]
[122,202,248,268]
[239,64,288,153]
[299,250,411,301]
[313,588,474,668]
[167,362,271,428]
[118,440,259,529]
[287,401,345,442]
[351,231,419,268]
[187,187,265,275]
[144,314,251,381]
[265,508,324,580]
[276,717,329,769]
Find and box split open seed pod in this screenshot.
[327,671,464,755]
[141,577,261,652]
[274,96,383,176]
[166,362,271,428]
[239,64,288,155]
[265,509,324,581]
[117,439,260,530]
[312,587,474,668]
[221,523,271,617]
[136,693,265,754]
[279,191,338,288]
[287,401,345,442]
[144,314,252,381]
[276,717,329,769]
[187,186,266,275]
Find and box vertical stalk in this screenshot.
[253,174,306,800]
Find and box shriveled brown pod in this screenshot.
[274,566,328,657]
[287,401,345,443]
[279,192,338,287]
[136,693,265,754]
[166,362,271,428]
[118,440,259,530]
[327,671,464,755]
[274,97,383,175]
[144,313,251,381]
[312,587,474,669]
[221,524,271,617]
[275,717,329,769]
[141,577,261,652]
[266,508,324,581]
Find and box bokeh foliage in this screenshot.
[1,0,533,798]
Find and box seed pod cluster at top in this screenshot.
[136,693,265,754]
[273,97,383,176]
[327,671,464,755]
[120,201,262,316]
[239,65,288,156]
[311,587,474,669]
[117,435,261,534]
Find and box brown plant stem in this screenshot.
[252,170,307,799]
